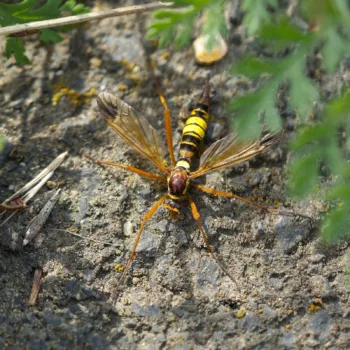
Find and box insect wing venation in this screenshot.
[97,92,168,173]
[191,130,283,178]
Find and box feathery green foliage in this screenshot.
[229,19,319,138]
[148,0,350,243]
[147,0,228,49]
[147,0,280,49]
[0,0,90,65]
[0,136,4,153]
[290,92,350,244]
[241,0,278,35]
[228,0,350,243]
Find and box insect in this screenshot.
[96,77,296,286]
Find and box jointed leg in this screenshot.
[161,99,177,168]
[191,183,311,219]
[119,194,168,285]
[188,196,241,293]
[147,61,176,167]
[95,160,167,183]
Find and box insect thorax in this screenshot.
[167,167,190,200]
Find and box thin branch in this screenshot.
[0,2,173,37]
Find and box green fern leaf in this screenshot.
[5,37,30,65]
[147,0,228,49]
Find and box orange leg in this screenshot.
[191,183,311,219]
[95,160,167,183]
[119,194,168,284]
[162,101,177,168]
[188,196,241,293]
[148,61,176,167]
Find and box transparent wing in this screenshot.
[97,92,169,173]
[190,130,283,179]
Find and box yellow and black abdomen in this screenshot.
[176,81,210,171]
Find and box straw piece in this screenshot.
[2,151,68,205]
[23,189,61,246]
[53,229,119,247]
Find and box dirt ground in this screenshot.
[0,1,349,349]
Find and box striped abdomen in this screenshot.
[176,80,210,171]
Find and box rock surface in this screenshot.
[0,1,349,349]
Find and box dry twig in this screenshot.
[0,2,173,37]
[28,267,44,306]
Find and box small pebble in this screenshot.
[70,190,79,198]
[123,221,133,236]
[193,32,228,64]
[46,181,57,189]
[90,57,102,68]
[307,253,325,263]
[121,298,130,305]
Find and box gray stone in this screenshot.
[131,304,162,318]
[309,275,332,297]
[65,280,96,301]
[102,31,145,65]
[135,231,161,257]
[261,305,278,321]
[196,259,220,287]
[278,331,297,349]
[274,216,312,253]
[308,310,334,342]
[307,253,325,263]
[241,316,259,332]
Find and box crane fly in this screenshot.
[95,78,293,287]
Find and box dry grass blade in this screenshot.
[0,152,68,227]
[53,229,119,247]
[21,171,55,205]
[23,189,61,246]
[1,151,68,206]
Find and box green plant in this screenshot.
[0,135,5,153]
[147,0,228,49]
[241,0,278,35]
[229,0,350,244]
[290,92,350,243]
[148,0,350,243]
[0,0,90,65]
[146,0,280,49]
